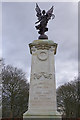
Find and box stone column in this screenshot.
[23,39,61,118]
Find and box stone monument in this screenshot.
[23,3,61,119]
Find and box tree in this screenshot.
[2,65,29,118]
[57,78,80,118]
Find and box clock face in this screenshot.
[37,51,48,61]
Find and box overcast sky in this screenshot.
[2,2,78,87]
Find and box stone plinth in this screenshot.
[23,39,61,119]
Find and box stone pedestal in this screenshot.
[23,39,61,119]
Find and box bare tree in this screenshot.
[57,78,80,118]
[2,65,29,118]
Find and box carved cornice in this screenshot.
[29,40,57,55]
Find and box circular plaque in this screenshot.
[37,51,48,61]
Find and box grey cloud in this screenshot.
[2,2,78,86]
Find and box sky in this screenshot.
[1,2,78,87]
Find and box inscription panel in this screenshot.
[30,77,55,109]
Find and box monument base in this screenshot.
[23,110,62,119]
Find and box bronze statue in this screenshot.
[35,3,55,39]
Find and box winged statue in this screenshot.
[35,3,55,39]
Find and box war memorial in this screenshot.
[23,3,62,119]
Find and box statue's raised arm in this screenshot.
[35,3,55,39]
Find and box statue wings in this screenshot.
[46,6,55,20]
[35,3,42,21]
[35,3,55,23]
